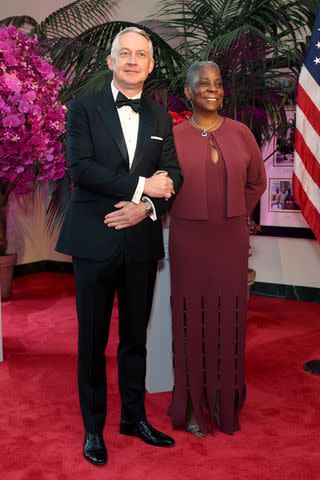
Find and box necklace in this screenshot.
[191,116,219,136]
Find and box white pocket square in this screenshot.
[150,136,163,141]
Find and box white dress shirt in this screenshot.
[111,82,156,220]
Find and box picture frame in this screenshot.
[272,113,295,167]
[273,152,294,167]
[268,178,300,213]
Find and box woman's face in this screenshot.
[185,66,224,114]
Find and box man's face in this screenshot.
[107,32,154,93]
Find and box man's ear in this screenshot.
[106,55,113,71]
[148,57,155,75]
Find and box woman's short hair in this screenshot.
[186,61,220,86]
[110,27,153,58]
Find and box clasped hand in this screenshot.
[104,201,146,230]
[144,171,175,199]
[105,172,174,229]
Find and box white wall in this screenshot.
[249,236,320,287]
[1,1,319,287]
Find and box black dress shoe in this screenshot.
[83,432,107,465]
[120,420,175,447]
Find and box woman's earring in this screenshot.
[219,102,223,111]
[187,98,193,110]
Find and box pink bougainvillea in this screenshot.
[0,25,66,197]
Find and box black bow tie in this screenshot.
[115,92,142,113]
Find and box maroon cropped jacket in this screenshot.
[170,118,267,219]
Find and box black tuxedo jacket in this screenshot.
[56,86,183,261]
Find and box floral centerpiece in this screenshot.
[0,25,66,255]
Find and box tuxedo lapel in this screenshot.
[130,97,154,175]
[97,86,129,165]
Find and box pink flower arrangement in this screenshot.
[0,25,66,198]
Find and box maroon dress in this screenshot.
[168,121,249,435]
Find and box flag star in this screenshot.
[316,41,320,49]
[314,57,320,65]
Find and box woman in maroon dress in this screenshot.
[168,61,266,437]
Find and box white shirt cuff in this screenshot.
[142,196,157,221]
[132,176,145,204]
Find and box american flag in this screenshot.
[293,8,320,241]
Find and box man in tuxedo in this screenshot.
[56,27,182,466]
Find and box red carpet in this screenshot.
[0,272,320,480]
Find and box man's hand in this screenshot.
[144,172,174,199]
[104,201,146,229]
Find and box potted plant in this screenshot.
[0,25,66,299]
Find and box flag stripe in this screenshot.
[294,152,320,212]
[293,174,320,240]
[294,130,320,189]
[298,65,320,109]
[296,84,320,137]
[295,106,320,163]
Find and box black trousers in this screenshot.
[73,251,158,433]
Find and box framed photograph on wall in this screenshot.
[272,110,295,167]
[273,151,294,167]
[268,178,300,212]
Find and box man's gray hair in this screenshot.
[186,61,220,86]
[110,27,153,58]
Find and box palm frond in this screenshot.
[62,69,112,102]
[0,15,38,29]
[154,0,312,54]
[37,0,117,38]
[45,169,73,236]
